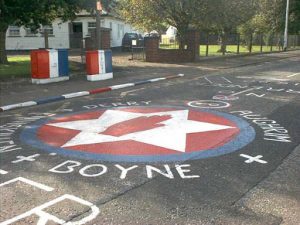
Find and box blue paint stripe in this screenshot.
[134,80,152,86]
[0,74,183,112]
[104,50,113,73]
[58,49,69,77]
[36,96,65,105]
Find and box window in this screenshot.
[8,26,20,36]
[25,28,37,37]
[88,22,96,36]
[88,21,105,36]
[42,25,53,36]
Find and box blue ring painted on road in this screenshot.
[20,107,256,163]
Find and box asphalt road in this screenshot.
[0,51,299,225]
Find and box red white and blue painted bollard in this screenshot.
[86,50,113,81]
[31,49,69,84]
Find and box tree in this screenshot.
[0,0,86,64]
[195,0,257,53]
[118,0,205,49]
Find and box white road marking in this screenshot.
[221,77,232,83]
[0,169,8,175]
[12,154,40,163]
[0,194,100,225]
[204,76,213,84]
[240,154,268,164]
[0,177,54,192]
[230,87,263,96]
[287,72,300,78]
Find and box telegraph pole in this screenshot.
[96,0,102,49]
[283,0,290,51]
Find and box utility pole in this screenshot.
[96,0,102,49]
[283,0,290,51]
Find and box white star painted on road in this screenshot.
[48,110,234,152]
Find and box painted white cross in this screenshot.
[0,169,8,175]
[12,154,40,163]
[240,154,268,164]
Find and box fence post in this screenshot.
[249,33,253,53]
[222,33,226,55]
[270,34,273,52]
[206,33,209,56]
[237,34,240,54]
[260,34,263,52]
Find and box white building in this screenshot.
[5,13,139,50]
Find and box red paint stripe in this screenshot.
[165,75,178,79]
[89,87,112,94]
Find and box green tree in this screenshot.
[196,0,257,53]
[0,0,88,64]
[118,0,205,49]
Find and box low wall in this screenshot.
[145,30,199,63]
[146,48,194,63]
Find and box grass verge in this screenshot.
[0,55,83,79]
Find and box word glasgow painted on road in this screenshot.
[231,110,292,143]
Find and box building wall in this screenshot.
[5,16,139,50]
[6,19,69,50]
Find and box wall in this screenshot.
[5,19,69,50]
[5,16,140,50]
[145,31,200,63]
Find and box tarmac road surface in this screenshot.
[0,51,299,225]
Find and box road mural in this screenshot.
[0,74,298,224]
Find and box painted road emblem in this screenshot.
[21,107,255,162]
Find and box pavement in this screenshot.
[0,50,299,225]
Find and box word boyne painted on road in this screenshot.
[21,107,255,163]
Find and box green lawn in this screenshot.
[0,55,82,79]
[199,45,282,56]
[160,44,284,56]
[0,56,31,78]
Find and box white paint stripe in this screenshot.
[0,170,8,174]
[204,76,213,84]
[230,87,263,96]
[110,83,135,90]
[48,50,59,78]
[0,194,99,225]
[1,101,37,111]
[63,91,90,99]
[221,77,232,83]
[98,50,106,74]
[149,78,165,82]
[178,74,185,77]
[287,72,300,78]
[0,177,54,192]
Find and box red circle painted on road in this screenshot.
[37,107,240,156]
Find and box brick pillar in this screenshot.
[101,29,111,49]
[187,30,200,61]
[144,37,159,62]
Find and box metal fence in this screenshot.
[199,33,300,56]
[159,33,300,57]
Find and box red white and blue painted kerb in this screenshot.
[86,50,113,81]
[31,49,69,84]
[21,107,255,163]
[0,74,183,112]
